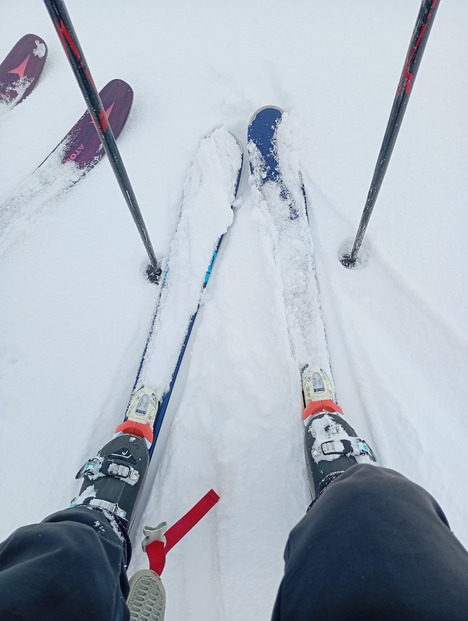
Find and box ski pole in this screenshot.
[43,0,162,284]
[340,0,441,269]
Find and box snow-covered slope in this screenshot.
[1,2,467,620]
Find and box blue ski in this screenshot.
[119,128,243,470]
[247,106,332,383]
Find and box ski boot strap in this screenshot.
[76,457,140,486]
[317,438,375,460]
[85,498,128,520]
[69,495,129,520]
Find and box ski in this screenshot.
[0,79,133,246]
[0,34,48,114]
[248,108,380,508]
[53,78,133,170]
[247,106,332,385]
[120,127,243,522]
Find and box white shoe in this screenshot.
[127,569,166,621]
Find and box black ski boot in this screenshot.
[302,366,377,498]
[71,387,159,527]
[71,433,149,527]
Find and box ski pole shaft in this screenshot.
[341,0,441,269]
[43,0,162,283]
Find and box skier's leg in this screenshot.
[274,366,468,620]
[0,505,131,621]
[272,464,468,621]
[0,419,161,621]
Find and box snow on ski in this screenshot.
[122,127,243,481]
[248,107,332,384]
[0,34,47,114]
[0,79,133,254]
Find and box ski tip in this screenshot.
[248,105,284,126]
[228,131,244,154]
[103,78,133,95]
[248,105,284,128]
[0,34,48,108]
[247,107,284,180]
[227,131,244,194]
[13,33,48,55]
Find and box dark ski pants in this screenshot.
[0,506,131,621]
[272,464,468,621]
[2,466,468,620]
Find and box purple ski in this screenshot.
[0,79,133,245]
[0,34,48,111]
[56,78,134,169]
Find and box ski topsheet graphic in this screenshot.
[0,79,133,251]
[248,106,332,381]
[0,34,48,113]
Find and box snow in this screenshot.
[1,1,467,619]
[33,40,47,59]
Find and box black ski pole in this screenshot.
[340,0,441,269]
[43,0,162,284]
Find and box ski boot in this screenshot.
[302,366,376,498]
[71,387,159,526]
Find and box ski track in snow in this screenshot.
[1,2,468,620]
[0,147,82,258]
